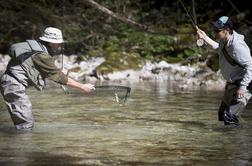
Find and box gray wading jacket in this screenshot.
[215,31,252,90]
[7,40,48,90]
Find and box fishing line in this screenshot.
[178,0,204,46]
[227,0,252,25]
[178,0,197,27]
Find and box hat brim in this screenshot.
[212,21,224,30]
[39,37,64,44]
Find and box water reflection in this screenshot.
[0,82,252,165]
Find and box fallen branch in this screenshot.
[82,0,174,35]
[83,0,146,29]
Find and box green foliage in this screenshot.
[105,29,174,56]
[90,24,205,72]
[96,51,144,74]
[1,0,250,72]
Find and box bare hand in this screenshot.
[196,27,207,40]
[81,83,95,93]
[237,89,246,99]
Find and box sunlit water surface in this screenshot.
[0,82,252,165]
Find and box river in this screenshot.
[0,82,252,165]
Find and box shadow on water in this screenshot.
[125,117,208,128]
[0,128,16,134]
[0,152,125,166]
[0,151,171,166]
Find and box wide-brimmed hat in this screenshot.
[39,27,64,44]
[212,16,233,30]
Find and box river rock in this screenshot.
[0,54,225,90]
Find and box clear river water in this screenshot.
[0,82,252,165]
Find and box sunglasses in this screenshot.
[214,29,224,33]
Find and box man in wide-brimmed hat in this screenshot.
[0,27,95,132]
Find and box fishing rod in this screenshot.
[178,0,204,46]
[60,47,69,94]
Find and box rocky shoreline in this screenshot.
[0,54,225,90]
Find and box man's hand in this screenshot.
[237,89,246,98]
[80,83,95,93]
[196,27,219,49]
[66,77,95,94]
[196,27,207,40]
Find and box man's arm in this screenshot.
[66,77,95,93]
[233,42,252,91]
[32,53,95,93]
[196,27,219,49]
[32,53,68,84]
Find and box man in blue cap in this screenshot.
[197,16,252,126]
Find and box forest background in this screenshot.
[0,0,251,73]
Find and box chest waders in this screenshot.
[218,46,252,126]
[0,40,47,131]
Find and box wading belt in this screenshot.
[227,79,242,87]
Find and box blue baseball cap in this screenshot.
[212,16,232,29]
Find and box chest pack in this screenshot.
[7,40,47,90]
[9,40,46,58]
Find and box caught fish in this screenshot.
[95,85,131,105]
[114,92,119,103]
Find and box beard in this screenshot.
[47,46,63,56]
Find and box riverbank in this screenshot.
[0,54,225,90]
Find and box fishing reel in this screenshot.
[196,38,205,47]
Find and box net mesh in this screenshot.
[94,85,131,105]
